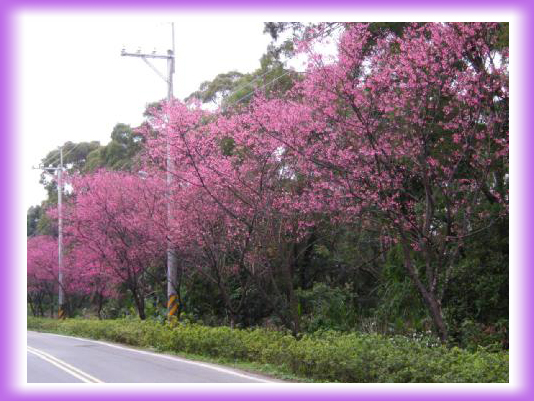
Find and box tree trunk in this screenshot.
[288,283,300,336]
[420,288,448,342]
[37,294,44,317]
[130,288,146,320]
[298,232,316,290]
[28,294,36,317]
[283,254,300,336]
[49,292,55,318]
[97,292,104,320]
[229,311,236,329]
[400,238,448,342]
[63,293,71,318]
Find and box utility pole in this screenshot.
[57,147,65,319]
[33,146,65,319]
[121,23,179,318]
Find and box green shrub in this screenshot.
[27,317,508,383]
[297,283,356,332]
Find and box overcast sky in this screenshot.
[17,12,283,211]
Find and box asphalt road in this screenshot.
[27,331,279,383]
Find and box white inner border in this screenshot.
[14,7,522,395]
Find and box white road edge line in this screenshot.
[27,345,104,383]
[30,331,275,383]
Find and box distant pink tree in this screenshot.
[27,235,80,316]
[27,235,59,317]
[65,244,119,319]
[63,170,167,319]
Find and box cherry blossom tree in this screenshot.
[64,244,119,319]
[27,235,82,317]
[63,170,167,319]
[27,235,59,317]
[142,100,312,333]
[248,22,507,341]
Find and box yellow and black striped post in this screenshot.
[167,294,179,318]
[58,306,66,320]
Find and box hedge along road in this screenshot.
[27,331,280,383]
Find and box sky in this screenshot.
[17,13,277,210]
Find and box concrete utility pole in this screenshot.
[33,146,65,319]
[121,23,179,318]
[57,147,65,319]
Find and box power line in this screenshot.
[39,150,63,168]
[37,141,86,170]
[212,25,339,113]
[218,24,340,113]
[217,68,275,108]
[227,69,293,108]
[61,141,88,162]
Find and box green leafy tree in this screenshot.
[84,123,144,172]
[186,53,299,111]
[27,205,44,237]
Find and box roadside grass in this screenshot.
[27,316,508,383]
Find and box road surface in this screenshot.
[27,330,279,383]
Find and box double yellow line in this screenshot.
[27,345,104,383]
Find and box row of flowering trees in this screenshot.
[28,23,507,342]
